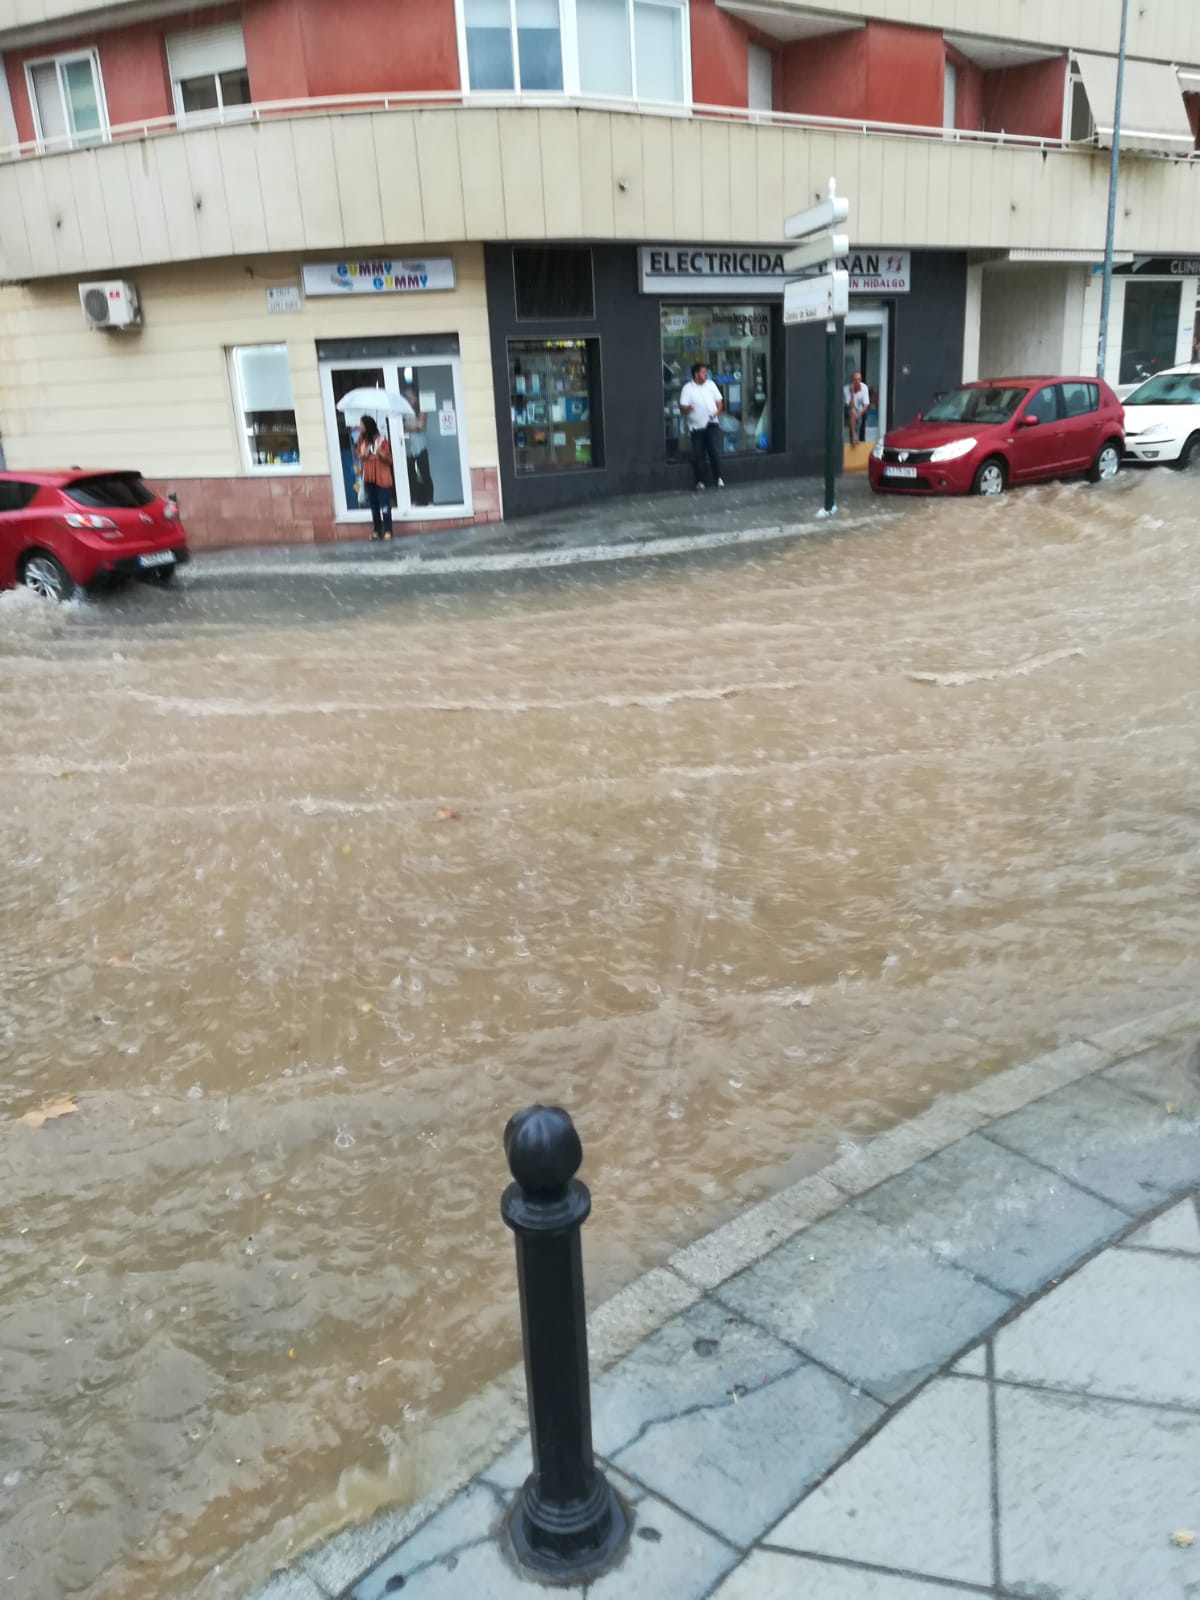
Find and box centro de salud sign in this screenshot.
[302,257,457,297]
[639,246,910,296]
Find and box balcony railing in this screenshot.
[0,87,1106,165]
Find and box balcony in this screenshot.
[2,92,1200,283]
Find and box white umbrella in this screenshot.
[336,386,416,419]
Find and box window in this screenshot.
[514,247,595,320]
[508,338,599,472]
[1058,382,1099,418]
[0,480,38,513]
[662,305,772,460]
[1120,280,1182,386]
[464,0,563,92]
[1023,386,1058,425]
[460,0,686,101]
[167,23,251,123]
[1068,66,1094,142]
[26,51,107,151]
[67,474,155,508]
[747,42,773,113]
[231,346,301,471]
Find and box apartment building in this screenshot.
[1,0,1199,546]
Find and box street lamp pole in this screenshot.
[1097,0,1130,379]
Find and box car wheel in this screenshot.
[972,458,1006,497]
[21,551,76,602]
[1172,432,1200,471]
[1089,440,1121,483]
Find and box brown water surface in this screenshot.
[1,474,1197,1598]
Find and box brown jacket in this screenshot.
[359,434,393,489]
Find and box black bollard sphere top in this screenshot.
[505,1104,583,1193]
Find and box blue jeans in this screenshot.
[365,481,392,535]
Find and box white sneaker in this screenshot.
[716,478,725,487]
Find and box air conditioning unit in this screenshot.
[79,281,141,331]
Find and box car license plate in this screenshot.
[884,466,918,479]
[138,550,175,569]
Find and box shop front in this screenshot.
[1111,257,1200,387]
[485,243,966,516]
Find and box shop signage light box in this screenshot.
[302,258,457,297]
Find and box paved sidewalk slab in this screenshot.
[712,1552,987,1598]
[1121,1197,1200,1255]
[716,1206,1011,1403]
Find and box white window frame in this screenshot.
[229,344,303,477]
[171,67,252,124]
[455,0,691,105]
[24,47,109,153]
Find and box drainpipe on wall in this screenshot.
[1096,0,1130,379]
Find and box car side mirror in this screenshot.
[1018,414,1040,427]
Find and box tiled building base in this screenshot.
[151,468,502,551]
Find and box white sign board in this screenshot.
[266,285,302,314]
[783,270,850,326]
[439,401,457,437]
[302,257,456,297]
[640,247,909,296]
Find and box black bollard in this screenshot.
[501,1105,628,1584]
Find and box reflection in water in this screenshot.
[1,473,1198,1598]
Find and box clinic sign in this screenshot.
[1120,257,1200,276]
[302,258,456,297]
[639,246,910,296]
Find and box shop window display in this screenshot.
[1119,280,1181,386]
[662,305,771,460]
[231,345,301,471]
[508,339,599,472]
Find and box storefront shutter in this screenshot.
[166,22,248,84]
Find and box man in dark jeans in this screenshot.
[679,362,726,490]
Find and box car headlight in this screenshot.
[871,439,884,460]
[1137,424,1171,440]
[929,437,978,463]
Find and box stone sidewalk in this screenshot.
[252,1001,1200,1600]
[190,476,879,582]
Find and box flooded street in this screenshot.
[2,473,1198,1600]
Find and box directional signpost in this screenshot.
[783,179,851,517]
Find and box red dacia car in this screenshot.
[868,377,1125,497]
[0,469,189,600]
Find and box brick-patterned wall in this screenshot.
[152,468,502,552]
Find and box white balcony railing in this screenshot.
[0,86,1131,165]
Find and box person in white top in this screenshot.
[845,371,870,446]
[679,362,726,490]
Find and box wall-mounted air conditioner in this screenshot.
[79,281,142,331]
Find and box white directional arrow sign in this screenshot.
[782,231,850,275]
[783,192,850,240]
[783,270,850,326]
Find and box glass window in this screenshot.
[1125,372,1200,405]
[508,338,600,472]
[1024,386,1058,425]
[1120,280,1182,386]
[925,386,1027,423]
[514,247,594,319]
[231,346,301,471]
[0,481,39,513]
[577,0,633,96]
[465,0,516,89]
[28,52,106,150]
[1059,382,1099,417]
[516,0,563,89]
[67,474,155,508]
[634,1,683,102]
[661,305,772,460]
[178,68,252,118]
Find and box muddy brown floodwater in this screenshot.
[1,472,1198,1599]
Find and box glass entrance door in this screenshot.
[319,356,472,524]
[843,307,889,470]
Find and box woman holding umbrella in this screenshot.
[356,415,394,539]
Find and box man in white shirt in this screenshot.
[679,363,726,490]
[844,371,870,446]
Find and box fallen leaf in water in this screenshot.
[358,1002,373,1014]
[844,968,863,978]
[435,807,461,821]
[287,1347,296,1360]
[1170,1530,1195,1548]
[73,1255,87,1272]
[340,844,351,855]
[1166,1101,1180,1116]
[57,770,76,780]
[106,953,134,968]
[18,1095,78,1129]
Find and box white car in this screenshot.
[1122,363,1200,469]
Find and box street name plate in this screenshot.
[782,270,850,325]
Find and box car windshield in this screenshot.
[66,473,155,508]
[1125,373,1200,406]
[923,386,1028,425]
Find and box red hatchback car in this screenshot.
[868,377,1125,497]
[0,469,189,600]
